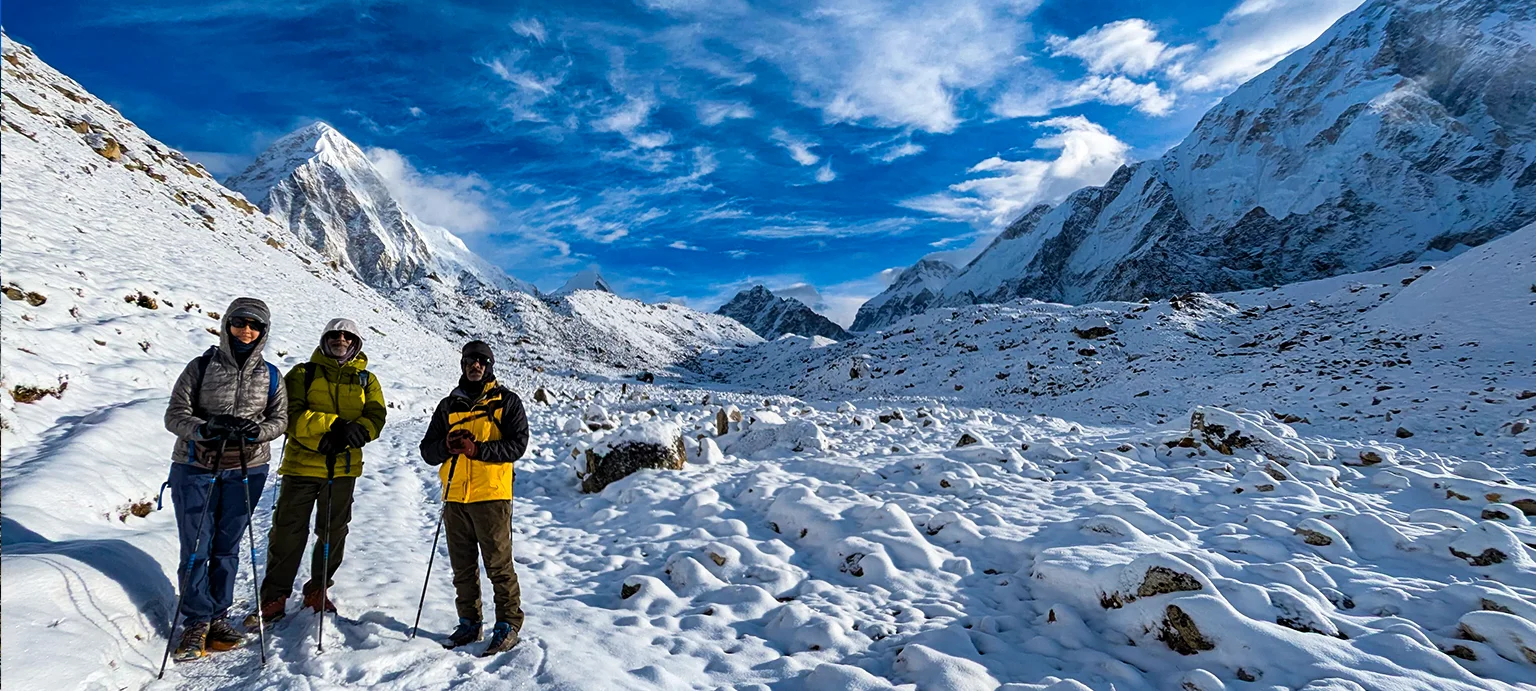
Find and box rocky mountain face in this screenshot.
[874,0,1536,323]
[851,258,957,332]
[716,286,852,341]
[226,123,530,295]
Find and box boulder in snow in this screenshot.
[580,421,685,493]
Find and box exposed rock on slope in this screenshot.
[717,286,852,341]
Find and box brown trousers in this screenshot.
[260,475,356,602]
[444,500,524,630]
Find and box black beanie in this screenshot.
[462,340,494,361]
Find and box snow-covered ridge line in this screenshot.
[868,0,1536,324]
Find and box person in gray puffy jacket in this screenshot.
[162,296,288,662]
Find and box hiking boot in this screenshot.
[172,621,210,662]
[206,618,246,652]
[243,595,287,629]
[302,589,337,614]
[478,622,520,657]
[442,618,482,650]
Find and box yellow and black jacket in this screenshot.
[418,379,529,503]
[279,349,386,478]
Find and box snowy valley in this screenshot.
[4,6,1536,691]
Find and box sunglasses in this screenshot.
[229,316,267,331]
[461,355,493,366]
[325,330,358,344]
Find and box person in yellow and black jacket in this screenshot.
[245,318,386,628]
[419,340,530,657]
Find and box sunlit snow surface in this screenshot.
[4,31,1536,691]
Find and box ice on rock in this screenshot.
[618,575,683,616]
[1480,503,1530,526]
[1447,522,1536,569]
[664,555,727,596]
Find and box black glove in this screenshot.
[234,417,261,441]
[200,414,241,440]
[317,428,346,455]
[337,420,371,449]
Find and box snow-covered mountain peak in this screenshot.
[226,122,529,295]
[851,258,957,332]
[716,285,852,341]
[555,268,616,296]
[860,0,1536,326]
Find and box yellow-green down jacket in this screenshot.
[279,349,386,478]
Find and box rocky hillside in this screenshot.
[717,285,852,341]
[851,258,956,332]
[870,0,1535,325]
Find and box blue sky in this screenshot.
[5,0,1362,324]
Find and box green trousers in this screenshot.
[445,499,524,630]
[259,474,356,602]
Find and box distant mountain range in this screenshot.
[859,0,1536,330]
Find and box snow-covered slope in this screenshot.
[851,258,957,332]
[553,268,616,296]
[906,0,1536,320]
[702,227,1536,461]
[226,122,532,295]
[717,285,853,341]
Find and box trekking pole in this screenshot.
[158,439,227,679]
[410,457,457,639]
[237,439,268,665]
[318,452,336,653]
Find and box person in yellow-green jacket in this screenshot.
[419,340,529,656]
[246,318,385,627]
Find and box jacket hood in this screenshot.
[219,297,271,366]
[319,317,363,364]
[309,346,370,373]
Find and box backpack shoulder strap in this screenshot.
[265,361,280,404]
[190,346,218,418]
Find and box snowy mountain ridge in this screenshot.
[554,268,617,296]
[869,0,1536,325]
[851,258,957,332]
[226,121,534,295]
[716,285,853,341]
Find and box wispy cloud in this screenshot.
[510,17,547,44]
[770,127,821,166]
[740,216,915,239]
[903,115,1128,227]
[669,240,704,250]
[1047,19,1193,77]
[366,147,496,235]
[697,100,755,126]
[1180,0,1363,92]
[814,161,837,183]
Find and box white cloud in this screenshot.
[697,100,755,126]
[479,50,566,122]
[902,115,1128,227]
[1047,19,1192,77]
[876,141,926,162]
[408,106,425,118]
[814,161,837,183]
[366,147,497,235]
[1181,0,1363,92]
[740,216,915,239]
[776,283,825,310]
[1065,75,1174,115]
[594,96,672,148]
[724,249,753,259]
[650,0,1035,134]
[511,17,547,43]
[669,240,704,250]
[770,128,821,166]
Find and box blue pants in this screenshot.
[169,463,267,624]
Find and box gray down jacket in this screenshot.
[164,297,289,468]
